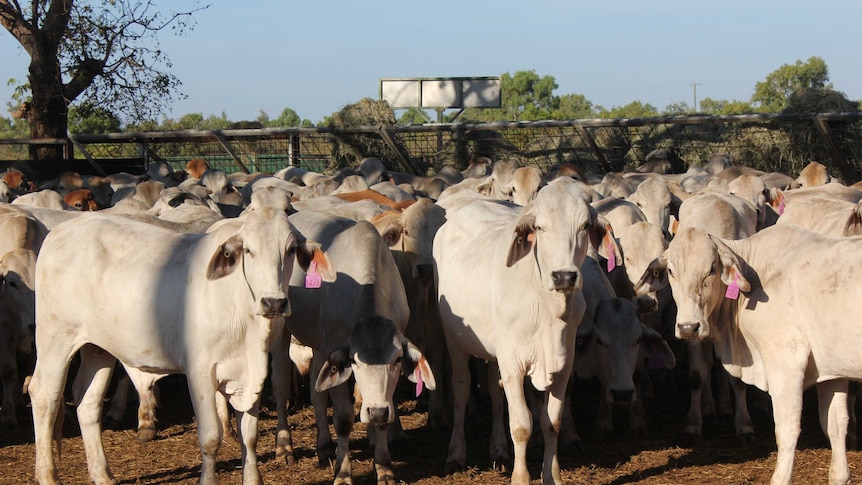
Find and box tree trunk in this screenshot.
[27,42,69,160]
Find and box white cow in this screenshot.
[434,177,605,485]
[372,199,449,427]
[269,210,433,485]
[29,207,334,485]
[672,192,757,440]
[645,224,862,485]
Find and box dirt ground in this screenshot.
[1,373,861,485]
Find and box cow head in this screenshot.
[507,178,610,293]
[648,227,751,340]
[206,207,335,321]
[577,298,675,404]
[64,188,102,211]
[377,199,447,282]
[315,316,436,425]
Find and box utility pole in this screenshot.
[690,81,701,112]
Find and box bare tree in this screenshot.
[0,0,207,159]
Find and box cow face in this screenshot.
[379,199,446,282]
[579,299,675,404]
[662,227,750,339]
[315,316,436,425]
[206,208,335,320]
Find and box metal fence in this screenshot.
[2,112,861,181]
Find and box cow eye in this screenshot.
[394,356,403,365]
[8,281,17,289]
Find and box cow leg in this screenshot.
[444,343,471,474]
[372,423,395,485]
[186,375,223,485]
[730,375,755,440]
[121,366,160,442]
[684,340,710,437]
[235,399,263,485]
[30,349,74,485]
[846,382,859,450]
[487,361,511,469]
[559,389,582,451]
[540,375,569,485]
[215,391,235,442]
[768,375,804,485]
[310,353,335,466]
[271,332,297,465]
[499,366,531,485]
[596,379,613,438]
[73,345,118,485]
[329,381,355,485]
[817,379,850,485]
[0,333,20,430]
[103,366,130,429]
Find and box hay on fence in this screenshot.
[326,98,398,173]
[780,88,862,179]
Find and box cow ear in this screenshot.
[315,348,352,393]
[296,240,336,282]
[381,220,403,247]
[843,201,862,236]
[634,255,668,294]
[476,178,493,196]
[592,216,622,268]
[709,235,752,292]
[402,339,436,391]
[668,215,680,238]
[640,325,676,369]
[206,235,243,280]
[506,212,536,267]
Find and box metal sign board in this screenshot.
[380,77,501,109]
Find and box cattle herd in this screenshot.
[0,152,860,485]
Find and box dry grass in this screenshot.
[3,374,862,484]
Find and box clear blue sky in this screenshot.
[3,1,861,124]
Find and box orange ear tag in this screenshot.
[305,261,322,289]
[724,273,740,300]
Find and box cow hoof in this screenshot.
[285,452,296,466]
[137,427,157,442]
[444,459,465,475]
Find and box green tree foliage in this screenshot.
[0,1,206,159]
[397,108,432,125]
[751,56,831,112]
[697,97,755,115]
[552,93,598,120]
[599,101,658,119]
[68,102,122,134]
[662,101,692,115]
[460,70,562,122]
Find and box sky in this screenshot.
[2,1,862,125]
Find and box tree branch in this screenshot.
[0,0,36,54]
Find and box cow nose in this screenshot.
[611,389,634,404]
[366,406,389,425]
[551,270,579,291]
[260,297,289,317]
[677,322,701,339]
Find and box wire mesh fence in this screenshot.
[2,112,861,181]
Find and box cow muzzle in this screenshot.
[259,296,290,318]
[551,270,581,293]
[610,388,635,404]
[361,403,394,425]
[676,321,702,340]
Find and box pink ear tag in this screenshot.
[605,236,616,272]
[724,273,740,300]
[778,198,785,216]
[305,261,322,289]
[414,368,424,397]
